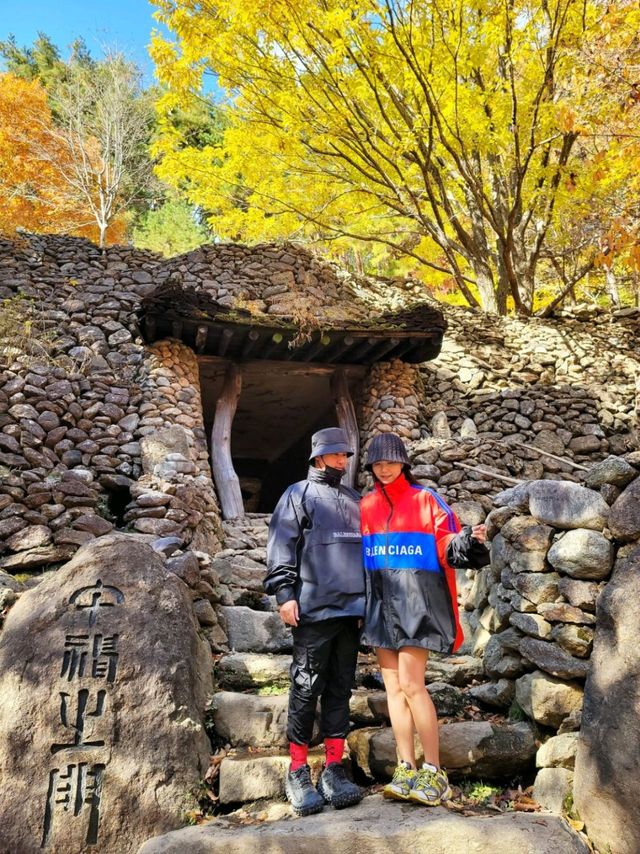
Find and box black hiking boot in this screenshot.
[285,765,325,816]
[317,762,363,809]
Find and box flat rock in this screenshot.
[467,679,515,709]
[425,655,484,686]
[138,794,589,854]
[215,653,291,690]
[0,543,75,571]
[528,481,608,531]
[349,721,536,781]
[220,606,292,653]
[5,524,52,552]
[584,456,637,489]
[210,692,289,748]
[519,638,590,680]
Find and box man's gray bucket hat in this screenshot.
[365,432,411,470]
[309,427,354,461]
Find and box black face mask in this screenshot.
[323,464,345,485]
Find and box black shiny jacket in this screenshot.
[264,466,365,622]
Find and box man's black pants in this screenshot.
[287,616,360,745]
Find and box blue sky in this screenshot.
[0,0,168,84]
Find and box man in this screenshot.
[264,427,365,816]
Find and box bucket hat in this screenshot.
[365,432,411,470]
[308,427,354,461]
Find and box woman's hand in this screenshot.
[279,600,299,627]
[471,524,487,544]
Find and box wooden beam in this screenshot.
[145,316,157,342]
[388,337,420,360]
[331,368,359,488]
[261,332,285,360]
[241,329,261,359]
[211,364,245,520]
[195,325,209,354]
[217,327,234,357]
[302,333,332,362]
[197,354,367,379]
[171,319,183,340]
[365,337,401,362]
[326,335,355,364]
[347,336,379,362]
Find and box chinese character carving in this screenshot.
[69,579,125,627]
[50,689,107,754]
[61,634,119,683]
[41,763,105,847]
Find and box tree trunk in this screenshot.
[605,268,621,308]
[211,363,244,520]
[330,368,359,489]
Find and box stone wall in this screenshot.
[458,454,640,823]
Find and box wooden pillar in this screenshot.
[331,368,359,488]
[211,363,245,520]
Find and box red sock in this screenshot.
[289,742,308,771]
[324,737,344,766]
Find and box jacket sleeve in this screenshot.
[264,486,307,605]
[429,492,462,570]
[446,525,491,569]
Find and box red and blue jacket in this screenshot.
[361,473,464,653]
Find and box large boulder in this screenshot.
[0,534,212,854]
[573,544,640,854]
[528,481,608,531]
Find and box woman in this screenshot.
[360,432,489,806]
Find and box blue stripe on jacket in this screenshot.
[363,531,440,571]
[410,484,458,533]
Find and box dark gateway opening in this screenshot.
[199,359,365,514]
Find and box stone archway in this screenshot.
[198,358,365,518]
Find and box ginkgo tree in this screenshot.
[150,0,637,313]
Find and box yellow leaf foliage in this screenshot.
[150,0,640,312]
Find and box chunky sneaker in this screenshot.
[285,765,325,816]
[317,762,363,809]
[383,761,417,801]
[408,763,451,806]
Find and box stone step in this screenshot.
[138,794,589,854]
[218,747,326,804]
[216,652,291,690]
[219,606,292,653]
[209,688,390,748]
[348,720,536,782]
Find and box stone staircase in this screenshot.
[207,514,538,808]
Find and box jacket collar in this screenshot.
[375,472,412,501]
[307,464,344,488]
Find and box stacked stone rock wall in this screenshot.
[459,454,640,821]
[0,235,224,573]
[418,304,639,497]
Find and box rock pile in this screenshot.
[459,454,640,820]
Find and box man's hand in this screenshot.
[279,600,299,627]
[471,524,487,544]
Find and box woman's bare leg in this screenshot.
[376,647,416,766]
[397,647,439,767]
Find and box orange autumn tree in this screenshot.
[0,73,128,244]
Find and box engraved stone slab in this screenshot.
[0,534,212,854]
